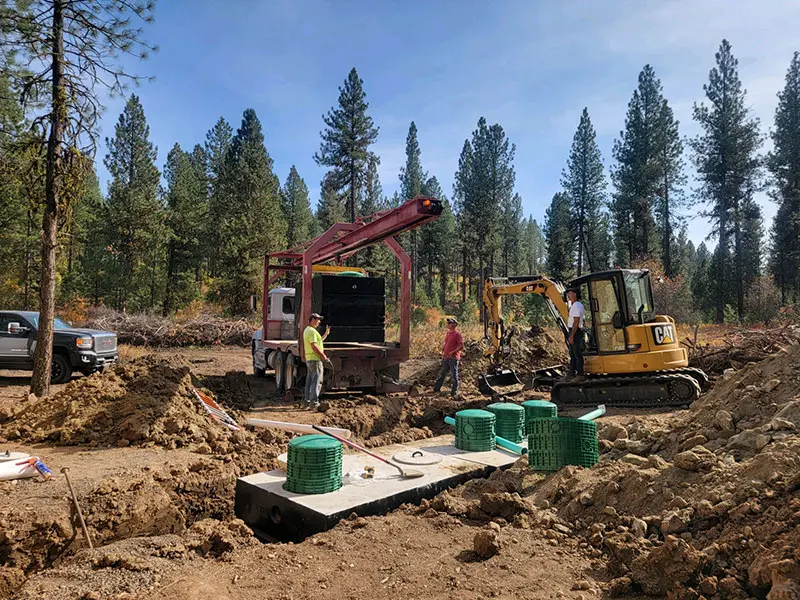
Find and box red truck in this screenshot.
[251,196,443,397]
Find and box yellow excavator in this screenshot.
[479,269,709,406]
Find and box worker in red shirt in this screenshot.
[433,316,464,397]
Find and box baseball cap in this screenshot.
[446,316,458,324]
[309,313,323,320]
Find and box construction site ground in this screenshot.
[1,325,799,600]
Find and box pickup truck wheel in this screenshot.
[284,353,296,390]
[274,351,286,392]
[51,353,72,384]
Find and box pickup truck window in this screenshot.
[0,314,21,333]
[25,315,71,330]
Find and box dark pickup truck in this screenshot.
[0,310,118,384]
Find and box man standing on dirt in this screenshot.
[566,288,585,381]
[434,317,464,397]
[303,313,330,409]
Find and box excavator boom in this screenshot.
[480,275,570,395]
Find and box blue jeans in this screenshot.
[434,358,459,396]
[304,360,323,404]
[569,331,585,376]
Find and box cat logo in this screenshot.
[652,324,675,346]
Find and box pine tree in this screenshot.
[103,94,163,312]
[162,143,207,315]
[522,217,547,276]
[767,51,800,303]
[419,176,455,304]
[500,193,524,276]
[466,118,516,291]
[654,99,687,277]
[216,108,286,314]
[399,121,425,301]
[453,139,476,302]
[544,192,575,280]
[358,155,392,276]
[316,172,344,231]
[281,165,314,249]
[610,66,686,273]
[690,39,763,323]
[562,108,606,276]
[61,168,103,302]
[314,68,379,224]
[691,242,713,317]
[204,117,233,277]
[4,0,155,396]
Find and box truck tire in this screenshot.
[51,353,72,384]
[284,353,296,390]
[253,347,266,378]
[274,351,286,392]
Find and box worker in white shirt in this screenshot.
[565,288,586,381]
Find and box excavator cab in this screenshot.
[572,269,656,357]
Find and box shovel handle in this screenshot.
[311,425,394,469]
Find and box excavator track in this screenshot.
[551,371,702,408]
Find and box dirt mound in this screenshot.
[0,354,272,452]
[410,328,568,393]
[8,518,257,600]
[409,342,800,599]
[689,325,800,376]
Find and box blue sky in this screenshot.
[95,0,800,248]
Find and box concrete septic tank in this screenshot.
[234,434,526,542]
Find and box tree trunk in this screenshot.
[439,259,447,307]
[31,0,65,398]
[24,207,32,309]
[461,248,467,303]
[163,244,175,316]
[716,211,727,324]
[734,206,744,322]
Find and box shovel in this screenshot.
[311,425,424,479]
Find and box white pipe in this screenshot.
[245,418,352,439]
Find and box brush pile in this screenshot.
[686,325,800,376]
[82,309,256,347]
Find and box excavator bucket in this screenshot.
[478,368,525,397]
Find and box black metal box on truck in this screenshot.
[295,275,386,343]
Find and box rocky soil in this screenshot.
[0,334,798,599]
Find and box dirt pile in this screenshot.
[534,345,800,599]
[412,343,800,599]
[9,518,256,600]
[689,324,800,376]
[0,354,280,455]
[411,328,568,393]
[319,392,507,446]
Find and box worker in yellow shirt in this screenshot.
[303,313,330,408]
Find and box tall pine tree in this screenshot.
[314,68,379,224]
[690,39,763,322]
[544,192,575,280]
[204,117,233,277]
[399,121,425,301]
[216,109,285,314]
[611,66,663,266]
[162,143,207,315]
[768,51,800,303]
[522,217,547,276]
[562,108,607,276]
[281,165,314,248]
[103,94,163,312]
